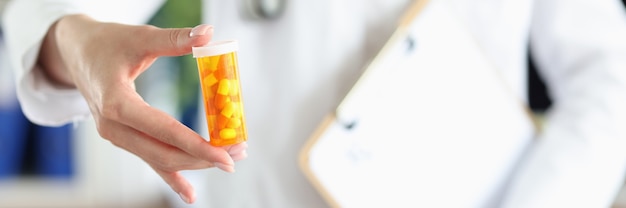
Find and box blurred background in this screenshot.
[1,0,626,207]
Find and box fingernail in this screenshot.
[228,143,248,155]
[190,24,213,37]
[179,192,190,204]
[214,162,235,173]
[232,150,248,162]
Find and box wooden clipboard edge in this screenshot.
[336,0,429,124]
[298,113,341,208]
[299,1,430,207]
[300,0,540,206]
[398,0,430,30]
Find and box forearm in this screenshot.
[500,0,626,206]
[501,104,626,207]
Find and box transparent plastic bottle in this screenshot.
[193,40,248,146]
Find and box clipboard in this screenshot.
[299,0,537,207]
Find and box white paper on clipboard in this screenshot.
[299,0,537,207]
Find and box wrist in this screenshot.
[37,14,96,88]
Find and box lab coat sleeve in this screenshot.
[500,0,626,207]
[1,0,164,126]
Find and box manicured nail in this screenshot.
[214,162,235,173]
[190,24,213,37]
[232,150,248,162]
[179,192,190,204]
[228,142,248,155]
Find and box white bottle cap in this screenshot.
[192,40,239,58]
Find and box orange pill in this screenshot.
[208,55,220,72]
[203,83,215,99]
[218,54,236,78]
[217,79,230,95]
[220,53,233,68]
[221,102,237,118]
[226,118,241,128]
[203,74,218,88]
[219,128,237,139]
[216,114,229,129]
[204,98,218,115]
[214,94,230,110]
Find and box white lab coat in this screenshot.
[0,0,15,108]
[4,0,626,207]
[1,0,164,126]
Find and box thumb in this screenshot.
[144,24,214,57]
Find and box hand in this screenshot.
[37,14,248,204]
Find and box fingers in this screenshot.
[154,169,196,204]
[226,142,248,155]
[231,151,248,162]
[98,117,213,171]
[226,142,248,161]
[96,115,246,205]
[101,91,235,169]
[142,24,213,57]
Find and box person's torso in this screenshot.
[198,0,533,207]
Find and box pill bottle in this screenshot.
[193,40,248,146]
